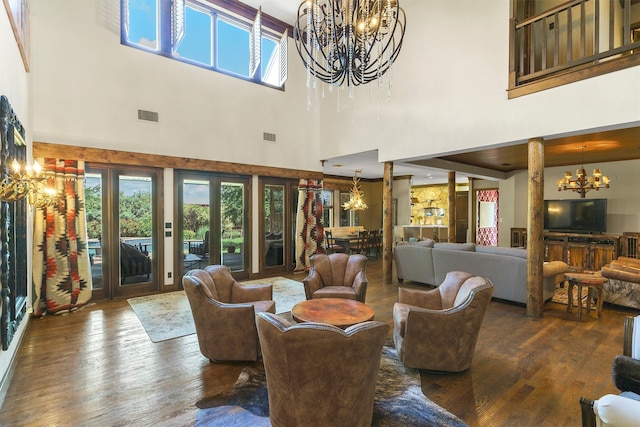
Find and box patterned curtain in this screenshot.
[294,179,324,272]
[477,189,499,246]
[32,159,92,316]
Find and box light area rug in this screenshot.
[127,277,305,343]
[194,346,468,427]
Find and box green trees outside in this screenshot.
[183,205,208,240]
[84,185,154,239]
[120,191,153,237]
[84,185,102,239]
[221,183,243,242]
[84,181,244,245]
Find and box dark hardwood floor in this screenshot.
[0,259,636,426]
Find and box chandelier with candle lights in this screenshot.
[0,159,57,207]
[557,146,610,198]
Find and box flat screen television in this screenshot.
[543,199,607,233]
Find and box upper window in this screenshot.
[122,0,288,88]
[321,190,333,227]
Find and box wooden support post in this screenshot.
[383,162,393,284]
[448,171,456,243]
[468,178,476,243]
[527,138,545,317]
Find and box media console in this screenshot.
[510,228,620,271]
[543,232,619,271]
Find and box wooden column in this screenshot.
[448,171,456,243]
[468,178,476,243]
[382,162,393,284]
[527,138,545,317]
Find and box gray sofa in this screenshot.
[394,240,568,305]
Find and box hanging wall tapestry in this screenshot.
[294,179,324,272]
[32,159,92,315]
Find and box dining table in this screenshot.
[332,234,363,252]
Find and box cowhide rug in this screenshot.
[194,346,468,427]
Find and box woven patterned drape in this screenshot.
[32,159,92,316]
[294,179,324,272]
[477,189,499,246]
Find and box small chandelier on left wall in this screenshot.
[342,170,368,211]
[0,159,58,207]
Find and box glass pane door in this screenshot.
[264,183,285,269]
[85,166,161,299]
[85,173,103,294]
[119,175,154,286]
[221,181,245,272]
[183,178,211,271]
[177,172,249,280]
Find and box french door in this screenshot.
[85,165,163,299]
[260,178,298,275]
[176,172,250,280]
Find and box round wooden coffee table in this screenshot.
[291,298,375,328]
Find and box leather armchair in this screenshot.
[393,271,494,372]
[302,253,368,302]
[182,265,275,362]
[256,312,389,427]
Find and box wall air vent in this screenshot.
[263,132,276,142]
[138,109,159,122]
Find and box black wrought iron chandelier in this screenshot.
[294,0,406,89]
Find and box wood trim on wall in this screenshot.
[205,0,294,38]
[323,176,354,191]
[33,142,323,180]
[323,174,414,192]
[508,53,640,99]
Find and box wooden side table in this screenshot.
[565,272,607,319]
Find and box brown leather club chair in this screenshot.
[256,312,389,427]
[302,253,368,302]
[182,265,275,362]
[393,271,494,372]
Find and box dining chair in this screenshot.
[324,230,345,254]
[349,230,368,255]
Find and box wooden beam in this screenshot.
[448,171,456,243]
[33,142,323,180]
[468,178,476,243]
[382,162,393,284]
[527,138,545,317]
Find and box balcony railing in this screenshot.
[509,0,640,97]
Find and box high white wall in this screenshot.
[0,2,31,405]
[30,0,324,173]
[30,1,640,170]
